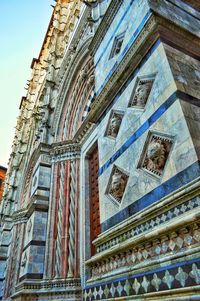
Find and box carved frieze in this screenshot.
[107,166,128,204]
[139,133,173,177]
[106,111,123,139]
[129,76,155,108]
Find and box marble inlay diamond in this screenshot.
[139,132,173,177]
[107,165,129,204]
[129,75,155,108]
[105,110,124,139]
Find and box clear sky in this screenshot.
[0,0,54,168]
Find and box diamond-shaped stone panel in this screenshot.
[106,111,123,139]
[129,77,154,108]
[109,32,125,59]
[107,166,128,204]
[139,133,173,177]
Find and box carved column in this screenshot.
[55,161,66,277]
[45,144,80,281]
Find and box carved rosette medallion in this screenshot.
[107,166,129,204]
[106,111,124,139]
[129,77,155,108]
[139,133,173,177]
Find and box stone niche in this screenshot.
[105,110,124,139]
[107,166,129,205]
[139,133,173,177]
[129,75,155,108]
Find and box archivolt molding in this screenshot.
[53,7,160,146]
[53,38,94,141]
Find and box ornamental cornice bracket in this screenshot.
[51,141,81,162]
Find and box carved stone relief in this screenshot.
[139,133,173,177]
[109,32,125,59]
[129,76,155,108]
[107,166,128,204]
[106,111,123,139]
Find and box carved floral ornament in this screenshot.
[129,76,155,108]
[107,166,129,204]
[106,111,124,139]
[139,133,173,177]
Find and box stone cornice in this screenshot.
[51,141,81,162]
[89,0,123,54]
[87,212,200,266]
[14,278,81,297]
[12,198,49,224]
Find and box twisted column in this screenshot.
[55,161,65,277]
[67,160,76,277]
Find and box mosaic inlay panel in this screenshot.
[91,223,200,278]
[84,259,200,300]
[97,196,200,253]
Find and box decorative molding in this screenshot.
[16,278,81,294]
[89,0,124,54]
[93,178,200,253]
[51,142,81,162]
[12,198,49,224]
[84,260,200,300]
[89,223,200,279]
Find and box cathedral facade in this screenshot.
[1,0,200,300]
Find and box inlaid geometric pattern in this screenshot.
[129,76,155,108]
[106,166,128,205]
[97,196,200,253]
[139,133,173,177]
[84,260,200,300]
[91,223,200,278]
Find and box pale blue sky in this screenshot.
[0,0,53,167]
